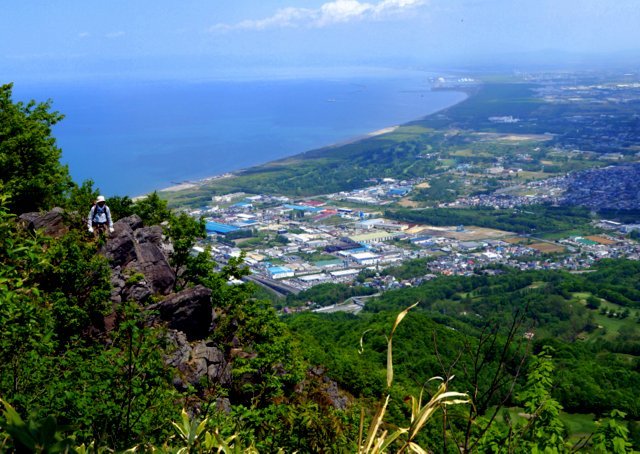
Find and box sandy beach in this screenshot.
[155,89,468,194]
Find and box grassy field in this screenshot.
[572,292,640,341]
[498,407,598,443]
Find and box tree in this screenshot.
[587,295,602,310]
[132,191,171,226]
[106,194,135,221]
[166,212,207,290]
[592,410,633,453]
[0,83,72,213]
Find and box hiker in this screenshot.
[87,195,114,236]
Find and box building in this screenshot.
[205,221,239,235]
[267,266,295,279]
[349,231,402,244]
[349,252,380,266]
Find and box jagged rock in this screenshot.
[165,330,232,392]
[135,225,163,246]
[117,214,144,231]
[105,223,137,267]
[146,285,213,340]
[123,281,152,303]
[105,217,174,301]
[295,366,351,411]
[133,242,175,294]
[19,207,68,238]
[166,330,192,368]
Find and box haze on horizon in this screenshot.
[2,0,640,82]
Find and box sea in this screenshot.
[12,75,466,196]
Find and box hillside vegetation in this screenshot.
[2,82,640,452]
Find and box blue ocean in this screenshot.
[13,77,465,196]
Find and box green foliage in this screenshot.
[63,179,99,218]
[0,398,75,453]
[106,194,135,220]
[587,295,602,310]
[42,302,179,449]
[379,257,434,281]
[592,410,633,453]
[0,195,56,407]
[225,297,303,405]
[515,347,568,453]
[132,191,171,225]
[412,175,461,203]
[0,83,72,213]
[34,230,112,343]
[357,303,470,453]
[166,212,206,289]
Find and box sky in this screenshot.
[2,0,640,81]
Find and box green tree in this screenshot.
[0,195,55,411]
[132,191,171,226]
[0,83,72,213]
[515,347,568,453]
[34,230,112,344]
[166,212,207,290]
[106,194,135,221]
[592,410,633,453]
[586,295,602,310]
[64,179,99,219]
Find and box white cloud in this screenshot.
[209,0,424,32]
[105,31,126,39]
[78,32,90,38]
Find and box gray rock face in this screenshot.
[296,366,351,410]
[123,282,152,303]
[117,214,144,231]
[105,217,175,303]
[135,225,163,246]
[105,223,137,267]
[133,242,175,295]
[165,330,232,391]
[19,207,69,238]
[146,285,213,341]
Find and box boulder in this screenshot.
[295,366,351,410]
[123,281,152,303]
[146,285,213,340]
[104,217,174,300]
[19,207,68,238]
[104,224,137,267]
[165,330,232,391]
[116,214,144,231]
[135,225,163,246]
[133,242,175,294]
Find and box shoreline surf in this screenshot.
[156,89,469,196]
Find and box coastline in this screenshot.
[156,88,469,195]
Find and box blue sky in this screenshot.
[2,0,640,80]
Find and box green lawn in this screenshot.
[500,407,597,441]
[572,292,640,341]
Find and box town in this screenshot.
[182,174,640,311]
[158,71,640,312]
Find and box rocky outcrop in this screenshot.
[133,242,175,295]
[296,366,351,410]
[16,208,332,410]
[145,285,214,341]
[165,330,232,392]
[19,207,69,238]
[106,215,175,303]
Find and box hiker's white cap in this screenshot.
[96,195,106,203]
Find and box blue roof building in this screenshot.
[267,266,295,279]
[283,204,323,213]
[205,222,239,234]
